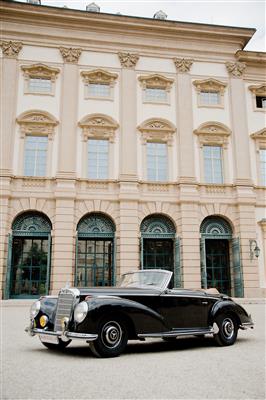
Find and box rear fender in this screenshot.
[209,300,249,326]
[76,296,167,335]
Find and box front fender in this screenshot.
[76,296,167,335]
[209,300,250,326]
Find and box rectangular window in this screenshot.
[200,91,220,105]
[24,136,48,177]
[203,145,223,184]
[87,83,111,98]
[28,78,52,94]
[147,142,167,181]
[260,149,266,185]
[256,96,266,109]
[87,139,108,179]
[145,88,167,103]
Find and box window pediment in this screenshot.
[194,122,231,148]
[81,69,118,86]
[16,110,58,139]
[21,63,60,81]
[79,114,119,142]
[138,74,174,91]
[248,84,266,96]
[251,128,266,148]
[138,118,176,145]
[193,78,227,93]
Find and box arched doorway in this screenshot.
[140,214,181,288]
[6,212,52,299]
[76,213,116,287]
[200,216,243,297]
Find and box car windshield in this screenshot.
[118,269,172,291]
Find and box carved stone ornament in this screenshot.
[21,63,60,81]
[16,110,58,140]
[79,114,119,142]
[194,122,231,148]
[226,61,246,77]
[81,69,118,86]
[0,41,23,58]
[173,58,193,73]
[138,74,174,91]
[59,47,82,63]
[193,78,227,94]
[251,128,266,149]
[118,52,139,69]
[248,84,266,96]
[137,118,176,146]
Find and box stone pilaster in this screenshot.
[118,52,139,182]
[57,48,81,178]
[174,58,196,184]
[259,219,266,292]
[226,61,252,186]
[0,195,11,299]
[0,41,22,176]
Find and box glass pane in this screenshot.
[88,139,108,179]
[24,136,48,177]
[200,91,220,105]
[260,149,266,185]
[29,78,52,93]
[147,142,167,182]
[145,88,167,102]
[88,83,110,97]
[203,146,223,184]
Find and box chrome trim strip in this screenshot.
[138,327,214,338]
[25,327,98,341]
[239,322,254,330]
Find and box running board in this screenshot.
[138,327,214,339]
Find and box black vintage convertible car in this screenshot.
[25,269,254,357]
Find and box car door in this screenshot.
[158,291,209,329]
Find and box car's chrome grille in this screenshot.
[54,289,79,332]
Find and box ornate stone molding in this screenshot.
[193,78,227,94]
[1,41,23,58]
[137,118,176,146]
[21,63,60,81]
[118,52,139,69]
[194,122,231,148]
[248,84,266,96]
[80,69,118,86]
[16,110,58,139]
[226,61,246,78]
[138,74,174,91]
[79,114,119,142]
[59,47,82,63]
[173,58,193,73]
[251,128,266,149]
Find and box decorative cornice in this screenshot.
[138,74,174,91]
[118,52,139,69]
[59,47,82,63]
[194,122,231,148]
[193,78,227,93]
[173,58,193,73]
[226,61,246,77]
[248,84,266,96]
[21,63,60,81]
[137,118,176,145]
[16,110,58,139]
[250,128,266,148]
[0,40,22,58]
[80,69,118,86]
[79,114,119,142]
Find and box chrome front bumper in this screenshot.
[239,322,254,330]
[25,321,98,342]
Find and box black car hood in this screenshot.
[77,286,162,297]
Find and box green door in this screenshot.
[76,239,114,287]
[10,237,49,298]
[205,239,231,295]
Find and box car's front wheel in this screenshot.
[90,318,128,358]
[40,337,71,350]
[214,314,238,346]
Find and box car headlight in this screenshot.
[30,301,41,319]
[74,302,88,324]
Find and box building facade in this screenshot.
[1,0,266,299]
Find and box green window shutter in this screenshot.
[112,237,116,286]
[45,233,52,295]
[75,234,79,286]
[200,237,207,289]
[174,237,182,288]
[232,237,244,297]
[140,237,144,269]
[4,234,13,299]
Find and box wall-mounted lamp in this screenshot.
[249,239,260,260]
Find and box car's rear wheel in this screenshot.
[214,314,238,346]
[40,337,71,350]
[90,318,128,358]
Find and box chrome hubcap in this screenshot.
[102,321,122,349]
[222,318,234,339]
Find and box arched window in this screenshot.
[76,213,116,287]
[6,212,52,298]
[140,214,181,288]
